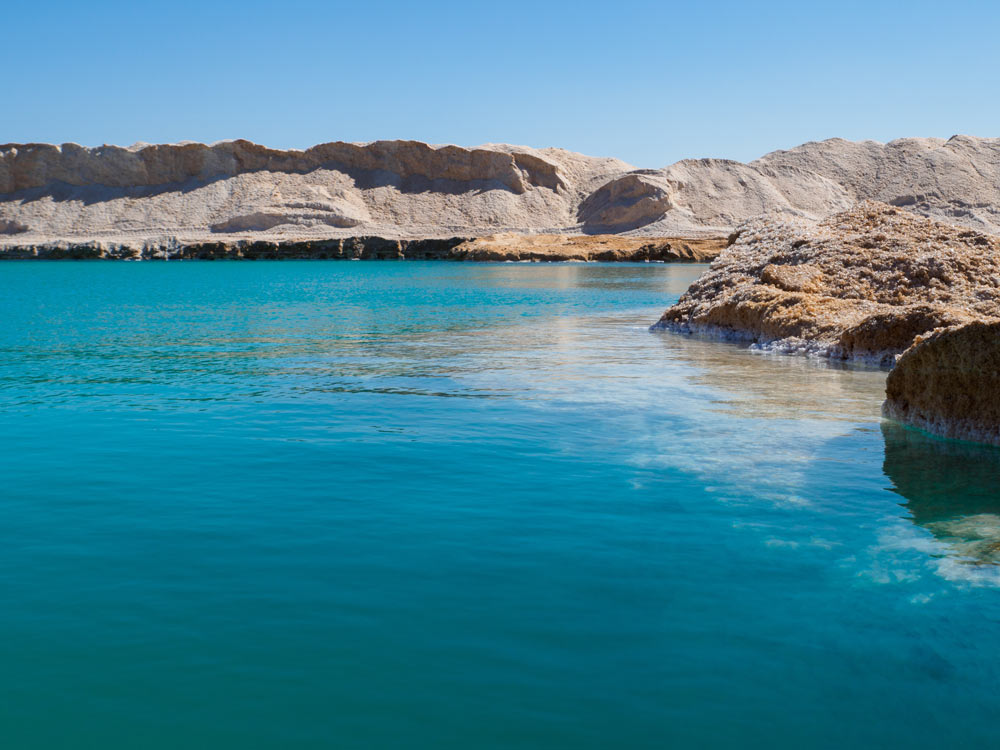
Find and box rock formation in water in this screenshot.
[883,321,1000,446]
[435,234,724,262]
[654,201,1000,446]
[653,202,1000,365]
[2,135,1000,248]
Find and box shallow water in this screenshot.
[1,261,998,748]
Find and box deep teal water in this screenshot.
[1,261,999,748]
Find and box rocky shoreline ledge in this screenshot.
[883,321,1000,446]
[653,202,1000,445]
[0,234,726,262]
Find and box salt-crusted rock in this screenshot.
[653,202,1000,366]
[759,263,823,293]
[654,200,1000,445]
[883,321,1000,446]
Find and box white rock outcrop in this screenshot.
[2,135,1000,243]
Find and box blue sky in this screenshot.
[4,0,997,166]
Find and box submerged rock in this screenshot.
[881,420,1000,563]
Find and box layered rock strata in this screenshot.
[0,234,726,263]
[3,135,1000,243]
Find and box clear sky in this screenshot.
[4,0,997,167]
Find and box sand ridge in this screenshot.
[3,136,1000,245]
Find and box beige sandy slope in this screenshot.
[2,136,1000,244]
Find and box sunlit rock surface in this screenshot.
[883,321,1000,446]
[3,135,1000,246]
[0,234,727,262]
[653,202,1000,366]
[654,201,1000,445]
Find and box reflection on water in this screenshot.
[657,328,1000,571]
[882,421,1000,565]
[3,261,1000,747]
[652,327,1000,578]
[0,262,707,409]
[651,331,885,423]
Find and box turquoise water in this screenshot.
[1,261,999,748]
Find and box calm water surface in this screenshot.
[1,261,998,748]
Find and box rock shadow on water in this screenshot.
[882,420,1000,566]
[650,328,887,423]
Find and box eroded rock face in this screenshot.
[883,321,1000,446]
[653,201,1000,366]
[0,140,636,241]
[0,233,726,263]
[0,219,28,235]
[4,135,1000,243]
[0,140,569,195]
[754,135,1000,232]
[577,172,673,230]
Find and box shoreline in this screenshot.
[0,234,727,262]
[651,320,901,369]
[653,202,1000,446]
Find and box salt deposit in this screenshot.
[653,202,1000,366]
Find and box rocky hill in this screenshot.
[2,136,999,244]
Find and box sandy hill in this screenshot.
[1,135,999,243]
